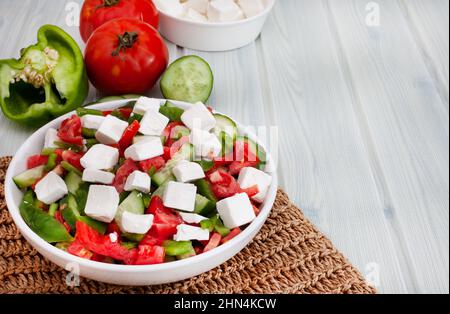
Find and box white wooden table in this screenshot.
[0,0,448,294]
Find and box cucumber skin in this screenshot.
[194,194,216,216]
[195,179,218,203]
[213,114,238,140]
[152,143,194,187]
[160,55,214,104]
[13,165,46,189]
[65,171,82,195]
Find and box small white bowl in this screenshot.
[5,99,277,285]
[157,0,276,51]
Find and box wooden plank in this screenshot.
[400,0,449,106]
[328,0,449,293]
[258,0,408,293]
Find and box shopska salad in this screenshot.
[13,97,272,265]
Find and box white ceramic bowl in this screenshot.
[157,0,276,51]
[5,99,277,285]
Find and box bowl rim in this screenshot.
[156,0,277,28]
[5,99,278,273]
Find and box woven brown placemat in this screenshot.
[0,156,375,294]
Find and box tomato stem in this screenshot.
[112,31,139,57]
[96,0,121,9]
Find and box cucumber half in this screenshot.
[160,56,213,104]
[213,114,237,140]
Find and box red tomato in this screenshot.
[75,221,136,263]
[85,18,168,95]
[118,120,140,151]
[62,150,84,170]
[58,115,83,145]
[162,122,184,140]
[54,211,71,233]
[229,160,259,176]
[67,239,94,260]
[131,245,165,265]
[139,156,166,173]
[203,233,222,253]
[239,185,259,198]
[146,196,183,239]
[80,0,159,43]
[112,159,139,193]
[27,155,48,169]
[107,221,122,235]
[221,228,241,244]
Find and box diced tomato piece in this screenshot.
[112,159,139,193]
[58,115,83,145]
[167,135,189,159]
[229,160,259,176]
[118,120,140,151]
[207,106,213,113]
[62,150,84,170]
[252,205,261,216]
[234,141,259,163]
[221,228,241,244]
[75,221,136,263]
[67,239,94,260]
[203,233,222,252]
[239,185,259,198]
[194,245,204,255]
[27,154,49,169]
[54,211,71,233]
[107,221,122,235]
[118,108,133,119]
[102,110,113,116]
[140,228,164,246]
[161,147,170,161]
[139,156,165,173]
[209,171,240,199]
[130,245,165,265]
[146,195,165,215]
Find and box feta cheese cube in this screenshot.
[189,129,222,159]
[207,0,244,22]
[216,193,256,229]
[185,7,208,22]
[237,167,272,203]
[81,114,105,130]
[84,185,120,223]
[124,137,164,161]
[179,212,208,224]
[80,144,119,170]
[35,172,68,204]
[44,128,60,148]
[184,0,208,14]
[133,135,163,145]
[133,97,161,115]
[139,110,170,136]
[95,115,129,145]
[172,160,205,182]
[174,224,210,241]
[181,102,216,131]
[82,168,115,184]
[237,0,265,18]
[155,0,185,17]
[124,170,151,193]
[118,211,154,234]
[163,181,197,212]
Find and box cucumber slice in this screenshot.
[213,114,238,140]
[152,143,194,187]
[61,194,107,234]
[122,232,145,243]
[13,165,46,189]
[194,194,216,216]
[160,55,213,103]
[65,171,82,195]
[195,179,218,203]
[115,191,145,232]
[170,125,190,140]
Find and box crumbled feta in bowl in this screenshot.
[154,0,277,51]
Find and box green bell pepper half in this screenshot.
[0,25,88,127]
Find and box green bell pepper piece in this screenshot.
[60,161,82,176]
[82,127,97,138]
[19,191,72,243]
[76,107,103,117]
[44,152,58,171]
[163,240,194,256]
[159,101,184,122]
[0,25,88,127]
